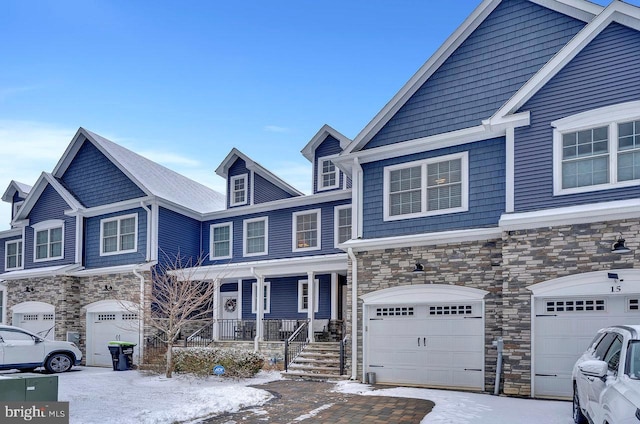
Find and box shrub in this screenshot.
[172,347,265,378]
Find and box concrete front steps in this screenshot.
[282,342,348,381]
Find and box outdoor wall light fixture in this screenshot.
[611,235,632,254]
[412,262,426,274]
[24,286,35,293]
[103,285,113,291]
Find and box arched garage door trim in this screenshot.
[12,301,55,339]
[361,284,488,390]
[12,301,54,314]
[527,269,640,398]
[84,300,141,367]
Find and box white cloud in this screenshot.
[263,125,290,133]
[0,120,76,231]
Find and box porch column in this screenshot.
[212,279,221,341]
[307,271,315,342]
[236,279,243,318]
[330,273,338,321]
[256,275,265,342]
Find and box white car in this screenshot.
[572,325,640,424]
[0,324,82,373]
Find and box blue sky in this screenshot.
[0,0,637,230]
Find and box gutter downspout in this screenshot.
[493,337,504,395]
[132,263,148,366]
[347,247,358,381]
[352,157,364,239]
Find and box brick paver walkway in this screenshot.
[201,379,434,424]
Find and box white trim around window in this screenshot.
[230,174,248,207]
[553,101,640,196]
[99,214,138,256]
[32,219,65,262]
[317,155,339,191]
[251,281,271,314]
[210,222,233,260]
[334,205,352,247]
[292,209,321,252]
[12,201,23,219]
[297,279,320,313]
[4,239,23,271]
[383,152,469,221]
[243,217,268,257]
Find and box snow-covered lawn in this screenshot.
[23,366,572,423]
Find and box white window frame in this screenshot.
[292,209,321,252]
[317,155,339,191]
[99,213,138,256]
[251,281,271,314]
[243,217,268,257]
[553,101,640,196]
[383,152,469,221]
[210,222,233,260]
[297,279,320,313]
[32,220,64,262]
[334,205,352,247]
[4,239,23,271]
[230,174,248,207]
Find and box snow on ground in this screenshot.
[55,367,282,424]
[8,366,574,424]
[334,380,574,424]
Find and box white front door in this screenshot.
[221,292,238,339]
[367,302,484,390]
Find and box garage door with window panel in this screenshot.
[85,300,141,367]
[12,302,55,340]
[532,272,640,399]
[367,301,484,389]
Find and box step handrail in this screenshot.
[284,319,309,372]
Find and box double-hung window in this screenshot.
[5,240,23,270]
[334,206,352,246]
[384,152,469,220]
[293,209,321,252]
[317,156,338,190]
[210,222,232,259]
[230,175,248,206]
[244,217,268,256]
[32,220,64,262]
[553,102,640,195]
[100,214,137,255]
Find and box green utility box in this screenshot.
[0,374,58,401]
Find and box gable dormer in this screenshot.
[216,148,303,209]
[2,180,32,224]
[301,125,352,194]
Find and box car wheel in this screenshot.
[573,385,588,424]
[45,353,72,373]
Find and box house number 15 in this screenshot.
[611,285,622,293]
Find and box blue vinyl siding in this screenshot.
[362,138,505,239]
[221,282,238,292]
[60,140,146,207]
[0,235,22,273]
[203,199,351,265]
[314,135,345,193]
[24,184,76,269]
[84,208,147,268]
[364,0,585,149]
[253,174,296,204]
[514,23,640,212]
[240,274,331,320]
[157,207,203,266]
[227,159,251,208]
[11,192,26,220]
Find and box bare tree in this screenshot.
[145,252,216,378]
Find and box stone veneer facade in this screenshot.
[5,271,152,365]
[349,217,639,397]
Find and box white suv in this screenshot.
[0,325,82,373]
[572,325,640,424]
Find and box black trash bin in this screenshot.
[107,341,136,371]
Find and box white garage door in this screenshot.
[12,302,55,340]
[367,302,484,390]
[534,295,640,398]
[88,311,140,367]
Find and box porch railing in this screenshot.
[185,322,213,347]
[284,319,310,372]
